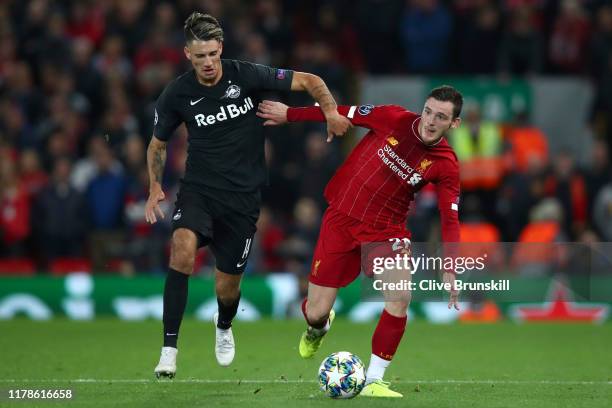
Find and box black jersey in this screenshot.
[153,59,293,192]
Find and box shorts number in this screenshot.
[241,238,252,259]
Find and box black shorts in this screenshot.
[171,184,260,274]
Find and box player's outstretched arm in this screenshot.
[145,135,167,224]
[290,72,352,142]
[257,100,289,126]
[434,160,461,310]
[257,100,366,129]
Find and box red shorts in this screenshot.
[309,207,411,288]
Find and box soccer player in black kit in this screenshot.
[147,12,351,378]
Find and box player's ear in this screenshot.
[184,45,191,61]
[450,117,461,129]
[218,41,223,57]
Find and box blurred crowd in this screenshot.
[0,0,611,275]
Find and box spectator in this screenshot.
[299,131,338,211]
[291,40,348,103]
[0,30,18,81]
[315,4,364,73]
[457,4,502,74]
[239,32,271,66]
[590,53,612,154]
[253,0,293,67]
[505,110,549,173]
[35,10,71,67]
[449,103,504,221]
[70,38,104,119]
[0,95,35,149]
[593,183,612,241]
[93,35,132,81]
[122,134,146,182]
[71,135,123,192]
[497,165,545,241]
[355,0,404,73]
[458,195,504,266]
[85,141,127,271]
[41,126,73,172]
[96,85,139,151]
[548,0,590,74]
[123,164,168,274]
[104,0,148,57]
[400,0,453,73]
[33,157,88,263]
[278,198,322,272]
[498,5,544,75]
[262,139,299,218]
[0,152,30,256]
[152,3,183,47]
[513,198,567,276]
[585,139,611,218]
[250,205,286,273]
[133,28,182,74]
[3,60,44,128]
[65,1,106,47]
[19,148,48,197]
[544,150,588,238]
[286,197,321,253]
[589,5,612,80]
[86,142,126,231]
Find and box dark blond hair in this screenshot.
[184,12,224,43]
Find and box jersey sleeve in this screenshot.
[237,60,293,92]
[153,82,182,141]
[432,158,461,243]
[287,104,406,131]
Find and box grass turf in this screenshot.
[0,319,610,407]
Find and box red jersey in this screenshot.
[287,104,460,242]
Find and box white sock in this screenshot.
[366,354,391,384]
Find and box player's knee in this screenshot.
[215,278,239,301]
[169,230,197,274]
[169,251,194,274]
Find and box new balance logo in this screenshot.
[195,97,254,127]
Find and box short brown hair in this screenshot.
[184,12,224,43]
[427,85,463,119]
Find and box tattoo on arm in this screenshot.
[308,80,336,114]
[147,139,167,186]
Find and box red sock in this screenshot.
[301,298,327,329]
[371,309,407,361]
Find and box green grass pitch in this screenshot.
[1,319,611,407]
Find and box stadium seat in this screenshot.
[49,258,92,275]
[0,258,36,276]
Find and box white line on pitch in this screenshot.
[0,379,610,385]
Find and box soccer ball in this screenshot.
[318,351,366,398]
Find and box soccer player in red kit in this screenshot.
[257,85,463,397]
